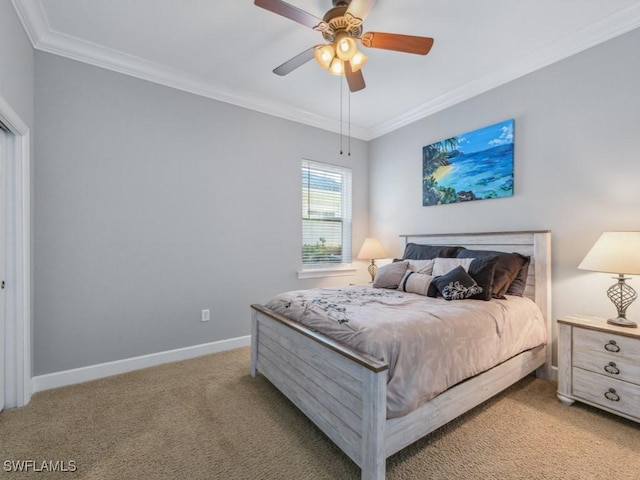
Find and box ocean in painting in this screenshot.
[422,119,514,206]
[435,144,514,198]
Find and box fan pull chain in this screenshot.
[348,87,351,156]
[339,78,344,155]
[338,78,352,156]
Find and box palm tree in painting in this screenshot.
[438,137,459,154]
[422,136,461,206]
[423,136,459,177]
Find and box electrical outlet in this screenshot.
[201,309,210,322]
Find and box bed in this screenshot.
[250,231,552,479]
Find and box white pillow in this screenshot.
[406,259,435,274]
[432,257,474,277]
[398,271,433,296]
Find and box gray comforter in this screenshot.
[264,286,547,418]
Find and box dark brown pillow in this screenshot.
[456,250,527,298]
[506,255,531,296]
[467,256,499,301]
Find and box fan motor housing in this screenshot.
[321,5,362,41]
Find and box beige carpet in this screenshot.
[1,347,639,479]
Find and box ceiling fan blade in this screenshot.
[273,46,316,76]
[346,0,378,22]
[345,61,366,92]
[254,0,324,30]
[361,32,434,55]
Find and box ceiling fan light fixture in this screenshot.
[314,44,335,69]
[328,57,345,76]
[255,0,435,93]
[335,32,357,61]
[349,50,368,72]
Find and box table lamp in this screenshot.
[578,231,640,328]
[357,238,387,282]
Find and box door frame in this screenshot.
[0,93,31,408]
[0,126,5,411]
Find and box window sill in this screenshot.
[297,266,357,279]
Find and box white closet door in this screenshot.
[0,127,6,412]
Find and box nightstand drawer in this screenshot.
[573,328,640,362]
[558,315,640,423]
[573,349,640,385]
[573,367,640,419]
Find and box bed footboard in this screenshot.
[250,230,552,479]
[251,304,388,480]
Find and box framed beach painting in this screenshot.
[422,119,514,206]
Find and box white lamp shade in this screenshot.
[357,238,387,260]
[578,232,640,275]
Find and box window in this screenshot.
[301,160,352,267]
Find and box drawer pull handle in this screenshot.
[604,340,620,353]
[604,388,620,402]
[604,362,620,375]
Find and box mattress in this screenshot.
[264,285,547,418]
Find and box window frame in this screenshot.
[299,159,355,278]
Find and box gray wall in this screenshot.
[34,52,369,375]
[19,8,640,375]
[369,28,640,360]
[0,0,34,128]
[0,0,34,389]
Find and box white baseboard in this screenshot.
[31,336,251,394]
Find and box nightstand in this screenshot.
[557,314,640,423]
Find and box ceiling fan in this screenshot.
[254,0,434,92]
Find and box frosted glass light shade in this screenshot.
[328,57,345,76]
[578,232,640,275]
[357,238,387,260]
[314,44,334,69]
[336,35,357,61]
[349,51,368,72]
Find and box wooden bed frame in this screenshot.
[250,231,551,479]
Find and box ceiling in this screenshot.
[12,0,640,140]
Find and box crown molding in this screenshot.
[10,0,47,46]
[43,30,371,139]
[12,0,640,141]
[11,0,370,140]
[367,3,640,139]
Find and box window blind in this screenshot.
[301,160,352,266]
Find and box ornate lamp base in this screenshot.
[607,317,638,328]
[606,274,638,328]
[367,260,377,283]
